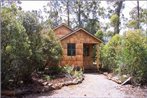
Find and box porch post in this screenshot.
[96,44,100,71]
[81,43,84,71]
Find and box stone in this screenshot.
[52,83,63,89]
[38,79,44,83]
[48,83,53,86]
[107,74,113,80]
[42,82,48,86]
[103,72,108,76]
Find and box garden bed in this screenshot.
[2,72,84,97]
[103,72,131,85]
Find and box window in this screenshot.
[67,43,76,56]
[84,45,89,56]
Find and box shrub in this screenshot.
[73,69,83,79]
[100,34,122,72]
[120,30,147,84]
[40,28,62,70]
[95,29,104,41]
[45,66,63,75]
[62,65,83,79]
[62,65,74,75]
[1,5,32,89]
[1,5,62,89]
[100,30,147,84]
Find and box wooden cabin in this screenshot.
[53,23,102,70]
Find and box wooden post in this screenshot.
[96,44,100,71]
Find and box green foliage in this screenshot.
[1,5,62,89]
[100,34,122,72]
[127,20,138,29]
[1,4,32,89]
[100,30,147,84]
[121,30,147,84]
[110,14,119,27]
[62,65,83,79]
[73,69,83,79]
[43,75,51,81]
[85,19,100,35]
[45,66,63,75]
[63,65,74,75]
[95,29,103,41]
[40,28,62,69]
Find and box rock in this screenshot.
[107,74,113,80]
[122,75,128,78]
[42,82,48,86]
[64,81,73,86]
[73,79,78,84]
[38,79,44,83]
[42,86,52,92]
[48,83,53,86]
[103,72,108,76]
[111,76,122,84]
[52,83,63,89]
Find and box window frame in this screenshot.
[67,43,76,56]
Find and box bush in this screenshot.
[100,34,122,72]
[121,30,147,84]
[100,30,147,84]
[45,66,63,75]
[62,65,74,75]
[95,29,104,41]
[1,5,62,89]
[62,65,83,79]
[39,28,62,70]
[73,69,83,79]
[1,5,32,89]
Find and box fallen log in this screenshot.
[121,77,132,86]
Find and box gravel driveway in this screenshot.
[24,73,147,98]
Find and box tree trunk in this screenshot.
[137,0,140,29]
[78,1,82,27]
[114,1,123,34]
[67,0,70,26]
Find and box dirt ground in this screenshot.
[23,73,147,98]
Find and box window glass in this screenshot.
[67,43,76,56]
[84,45,89,56]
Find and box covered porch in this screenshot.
[83,43,100,71]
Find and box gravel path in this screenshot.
[24,73,146,98]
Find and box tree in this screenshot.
[85,19,100,35]
[1,4,63,89]
[1,4,31,88]
[128,5,147,31]
[107,0,124,34]
[43,0,62,27]
[83,1,104,35]
[40,23,63,69]
[114,1,124,34]
[95,29,104,41]
[60,0,73,27]
[137,0,140,29]
[72,0,84,28]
